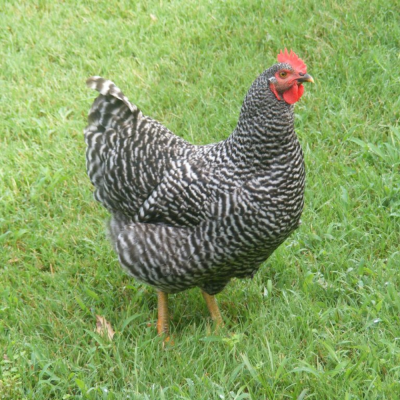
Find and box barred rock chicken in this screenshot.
[85,49,313,336]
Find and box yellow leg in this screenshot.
[157,291,169,336]
[202,291,224,328]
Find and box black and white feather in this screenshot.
[84,65,305,295]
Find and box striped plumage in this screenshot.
[85,51,313,331]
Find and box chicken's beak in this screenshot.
[297,73,314,84]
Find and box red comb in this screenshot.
[277,49,307,74]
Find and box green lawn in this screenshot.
[1,0,400,398]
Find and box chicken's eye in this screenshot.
[279,71,288,78]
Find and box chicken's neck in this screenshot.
[226,99,300,171]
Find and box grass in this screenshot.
[1,0,400,398]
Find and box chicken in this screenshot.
[84,49,313,336]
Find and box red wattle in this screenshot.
[298,84,304,98]
[283,84,304,104]
[269,82,281,101]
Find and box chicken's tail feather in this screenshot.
[86,76,143,131]
[84,76,143,204]
[86,76,138,113]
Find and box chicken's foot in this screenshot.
[202,291,224,328]
[157,291,170,336]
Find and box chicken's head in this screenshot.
[269,49,314,105]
